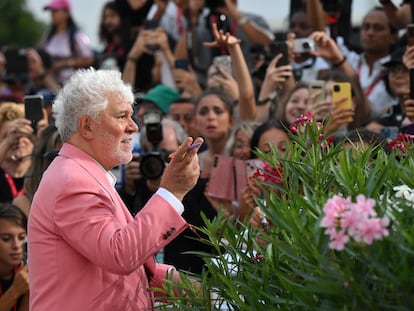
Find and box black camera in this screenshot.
[136,111,169,180]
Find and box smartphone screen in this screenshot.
[24,95,44,133]
[332,82,353,122]
[269,41,289,67]
[410,68,414,99]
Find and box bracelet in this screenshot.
[256,97,271,106]
[238,16,250,26]
[127,56,138,63]
[257,90,278,106]
[332,55,347,68]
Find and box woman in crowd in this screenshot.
[0,104,34,204]
[0,203,29,311]
[239,119,291,226]
[164,88,236,275]
[12,125,62,216]
[41,0,93,85]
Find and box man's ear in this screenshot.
[78,115,94,140]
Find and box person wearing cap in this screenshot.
[366,47,411,135]
[40,0,94,85]
[135,84,181,127]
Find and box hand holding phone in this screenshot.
[269,41,289,66]
[24,95,44,134]
[332,82,353,122]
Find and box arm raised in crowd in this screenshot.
[204,23,256,121]
[305,0,327,32]
[310,31,356,79]
[381,0,411,30]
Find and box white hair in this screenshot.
[53,68,134,141]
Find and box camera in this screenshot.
[293,38,316,54]
[135,111,169,180]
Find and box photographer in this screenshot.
[118,115,187,216]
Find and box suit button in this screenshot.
[170,227,176,233]
[163,234,168,239]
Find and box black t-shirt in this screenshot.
[164,177,218,275]
[118,178,155,217]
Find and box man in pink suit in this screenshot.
[28,68,203,310]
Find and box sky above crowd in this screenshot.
[27,0,378,49]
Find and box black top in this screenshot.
[118,178,155,217]
[164,177,218,275]
[0,168,24,203]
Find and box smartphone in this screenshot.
[407,24,414,47]
[213,55,232,76]
[332,82,353,122]
[4,48,29,83]
[308,80,326,102]
[143,19,159,30]
[410,68,414,99]
[269,41,289,66]
[174,58,189,71]
[206,155,246,202]
[24,95,44,133]
[143,20,160,51]
[293,38,316,54]
[245,159,263,180]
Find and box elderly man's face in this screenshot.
[89,93,138,170]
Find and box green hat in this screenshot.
[140,84,180,114]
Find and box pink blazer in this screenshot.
[28,143,188,310]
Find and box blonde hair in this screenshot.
[0,102,25,130]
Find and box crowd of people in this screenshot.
[1,0,414,309]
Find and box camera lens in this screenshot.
[302,42,310,49]
[140,153,165,180]
[333,85,341,92]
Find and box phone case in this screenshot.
[24,95,44,132]
[213,55,232,76]
[206,155,246,202]
[269,41,289,66]
[332,82,353,122]
[308,80,326,102]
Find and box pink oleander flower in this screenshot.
[289,112,314,134]
[253,162,283,184]
[321,194,389,251]
[387,134,414,155]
